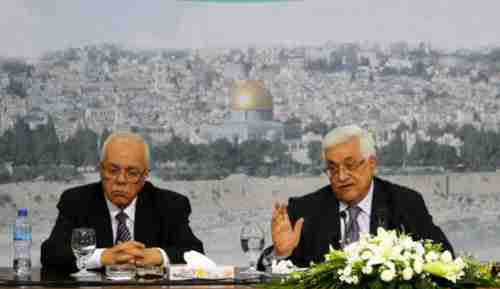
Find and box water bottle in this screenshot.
[13,208,32,276]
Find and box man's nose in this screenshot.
[115,171,128,183]
[337,166,349,181]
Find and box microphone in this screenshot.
[375,209,387,229]
[339,210,348,248]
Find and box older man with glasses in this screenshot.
[41,131,203,273]
[258,124,453,270]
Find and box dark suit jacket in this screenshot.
[40,181,203,273]
[258,177,453,269]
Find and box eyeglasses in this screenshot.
[324,159,366,178]
[101,163,147,184]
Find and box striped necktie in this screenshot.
[115,211,131,243]
[346,206,361,244]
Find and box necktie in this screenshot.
[346,206,361,244]
[115,211,131,244]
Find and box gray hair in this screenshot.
[321,124,376,161]
[100,131,150,168]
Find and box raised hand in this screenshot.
[271,202,304,257]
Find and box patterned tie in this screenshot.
[115,211,131,244]
[346,206,361,244]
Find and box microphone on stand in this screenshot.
[339,210,348,248]
[375,208,387,229]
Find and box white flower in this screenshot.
[413,258,423,274]
[402,267,414,280]
[351,275,359,284]
[400,236,416,250]
[362,265,373,274]
[453,257,466,270]
[380,269,396,282]
[425,251,439,262]
[414,242,425,256]
[384,261,396,272]
[367,255,385,267]
[440,251,453,263]
[343,266,352,276]
[361,250,373,260]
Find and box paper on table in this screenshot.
[169,251,234,280]
[184,250,217,270]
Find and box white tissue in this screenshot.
[183,250,217,270]
[271,260,299,274]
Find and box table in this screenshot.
[3,268,498,289]
[0,267,263,288]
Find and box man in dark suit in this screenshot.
[259,125,452,270]
[41,132,203,273]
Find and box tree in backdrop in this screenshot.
[307,141,323,175]
[62,126,99,168]
[99,128,112,150]
[378,131,406,167]
[32,116,59,165]
[13,117,33,165]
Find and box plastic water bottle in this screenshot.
[13,208,32,276]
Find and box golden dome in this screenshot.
[231,80,272,111]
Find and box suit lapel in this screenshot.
[370,178,392,234]
[88,183,114,248]
[134,183,157,246]
[317,187,341,252]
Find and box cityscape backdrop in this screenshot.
[1,0,500,267]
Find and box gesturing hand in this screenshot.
[271,202,304,258]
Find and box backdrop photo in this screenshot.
[1,0,500,267]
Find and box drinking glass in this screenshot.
[240,221,265,275]
[71,228,96,277]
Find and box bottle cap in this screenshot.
[17,208,28,217]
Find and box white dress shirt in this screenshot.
[338,180,374,241]
[85,196,169,268]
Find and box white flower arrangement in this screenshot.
[333,228,465,285]
[262,228,499,289]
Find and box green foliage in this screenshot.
[11,165,35,182]
[304,120,330,136]
[378,132,406,167]
[100,128,112,150]
[0,163,11,184]
[37,164,83,182]
[62,126,99,168]
[6,77,28,97]
[154,137,298,180]
[1,60,33,75]
[307,141,323,168]
[3,116,500,183]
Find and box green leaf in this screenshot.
[398,282,413,289]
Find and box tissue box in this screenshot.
[169,265,235,280]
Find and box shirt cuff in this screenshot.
[157,248,170,267]
[262,249,287,270]
[271,250,288,261]
[85,248,105,269]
